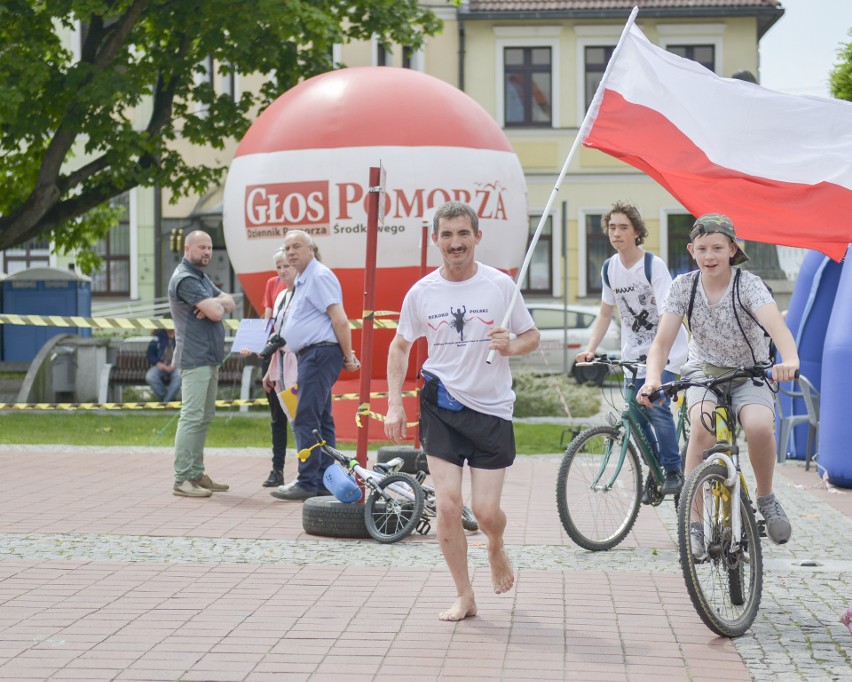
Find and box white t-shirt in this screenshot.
[601,252,689,375]
[663,268,775,368]
[397,263,536,420]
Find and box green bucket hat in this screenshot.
[690,214,750,266]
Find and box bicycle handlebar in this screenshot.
[644,363,799,404]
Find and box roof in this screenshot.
[465,1,781,10]
[461,1,785,36]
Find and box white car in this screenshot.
[508,303,621,376]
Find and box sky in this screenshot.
[759,0,852,98]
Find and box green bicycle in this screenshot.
[556,355,688,551]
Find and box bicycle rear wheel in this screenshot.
[364,472,425,544]
[678,462,763,637]
[556,425,642,551]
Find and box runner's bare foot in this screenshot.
[439,595,477,621]
[489,545,514,594]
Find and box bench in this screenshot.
[98,345,259,411]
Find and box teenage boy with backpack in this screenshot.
[638,214,799,549]
[577,201,689,499]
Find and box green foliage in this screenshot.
[0,0,442,254]
[830,29,852,101]
[512,371,601,418]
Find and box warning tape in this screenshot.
[355,401,419,428]
[0,313,398,331]
[0,389,419,412]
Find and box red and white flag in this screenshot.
[582,22,852,261]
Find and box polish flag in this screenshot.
[582,21,852,261]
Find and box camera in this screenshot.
[259,334,286,358]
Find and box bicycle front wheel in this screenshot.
[678,463,763,637]
[364,472,425,544]
[556,425,642,551]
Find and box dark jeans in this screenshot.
[262,354,288,472]
[292,344,344,491]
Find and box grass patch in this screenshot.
[0,411,583,454]
[513,371,601,418]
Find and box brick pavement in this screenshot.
[0,443,849,681]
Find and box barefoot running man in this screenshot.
[384,201,540,621]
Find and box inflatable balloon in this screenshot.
[819,244,852,487]
[778,251,842,459]
[223,66,528,381]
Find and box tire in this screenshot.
[364,472,425,544]
[376,445,421,475]
[461,506,479,532]
[302,497,371,539]
[556,425,642,551]
[677,463,763,638]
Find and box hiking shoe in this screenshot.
[173,480,212,498]
[660,469,684,496]
[690,522,707,561]
[193,474,229,492]
[262,470,284,488]
[756,493,792,544]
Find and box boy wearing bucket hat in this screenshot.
[638,214,799,552]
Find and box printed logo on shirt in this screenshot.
[428,305,494,344]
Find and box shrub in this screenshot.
[513,371,601,418]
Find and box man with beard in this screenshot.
[168,230,236,498]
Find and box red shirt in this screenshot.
[262,275,287,311]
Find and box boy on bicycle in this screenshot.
[577,201,689,499]
[638,214,799,546]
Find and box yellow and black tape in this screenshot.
[0,313,398,332]
[0,389,419,412]
[355,401,419,428]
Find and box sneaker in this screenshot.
[277,480,299,493]
[193,474,229,492]
[690,522,706,561]
[660,469,684,496]
[270,484,317,501]
[173,480,212,498]
[756,493,792,544]
[262,470,284,488]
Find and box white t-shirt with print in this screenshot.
[663,268,775,368]
[396,263,536,420]
[602,252,688,375]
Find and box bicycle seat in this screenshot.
[374,457,404,474]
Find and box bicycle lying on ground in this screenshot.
[298,430,478,544]
[647,361,786,637]
[556,355,688,551]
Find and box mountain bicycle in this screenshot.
[648,362,786,637]
[556,355,688,551]
[299,430,478,544]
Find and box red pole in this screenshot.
[356,166,381,470]
[412,219,429,448]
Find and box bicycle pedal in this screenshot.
[757,519,767,538]
[416,519,431,535]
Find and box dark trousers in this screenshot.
[262,354,288,472]
[293,344,344,491]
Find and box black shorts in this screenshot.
[419,378,516,469]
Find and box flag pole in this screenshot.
[486,5,640,364]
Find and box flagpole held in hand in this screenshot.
[485,5,640,364]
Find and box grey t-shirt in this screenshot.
[168,260,225,370]
[663,269,775,368]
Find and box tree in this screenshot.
[830,29,852,102]
[0,0,442,266]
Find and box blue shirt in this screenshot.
[283,258,342,352]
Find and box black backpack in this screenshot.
[601,251,654,291]
[686,268,776,363]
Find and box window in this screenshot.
[194,54,214,117]
[584,45,615,110]
[377,44,389,66]
[521,215,553,295]
[667,213,698,277]
[585,213,615,295]
[504,47,552,127]
[91,194,131,296]
[667,44,715,71]
[2,237,50,275]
